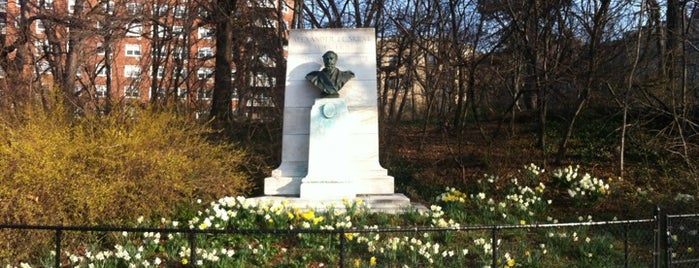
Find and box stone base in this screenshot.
[264,176,302,196]
[299,180,357,199]
[249,193,427,214]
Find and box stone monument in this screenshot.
[261,28,415,212]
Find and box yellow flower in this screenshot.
[688,247,694,253]
[520,220,526,225]
[345,233,354,241]
[369,256,377,266]
[507,258,516,267]
[287,211,295,220]
[313,216,324,225]
[353,259,361,267]
[300,210,315,221]
[181,258,188,265]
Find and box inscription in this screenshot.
[293,35,374,43]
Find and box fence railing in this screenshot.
[0,207,696,268]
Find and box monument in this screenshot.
[260,28,416,212]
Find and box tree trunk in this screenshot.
[210,0,237,124]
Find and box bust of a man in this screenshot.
[306,51,355,96]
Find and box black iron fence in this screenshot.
[0,207,697,267]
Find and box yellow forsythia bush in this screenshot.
[0,106,252,261]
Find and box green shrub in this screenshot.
[0,105,252,261]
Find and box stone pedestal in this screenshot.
[299,98,357,199]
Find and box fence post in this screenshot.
[339,229,346,268]
[624,223,629,268]
[188,231,196,268]
[55,228,62,268]
[664,214,671,268]
[491,226,498,268]
[654,206,669,268]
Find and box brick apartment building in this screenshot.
[0,0,294,117]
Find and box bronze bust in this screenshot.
[306,51,355,96]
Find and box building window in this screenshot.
[126,2,143,15]
[34,39,52,56]
[197,27,213,39]
[95,85,107,97]
[96,64,107,77]
[67,0,75,13]
[151,66,165,78]
[42,0,54,9]
[174,5,186,18]
[0,19,5,35]
[197,87,212,100]
[96,42,106,55]
[124,65,141,78]
[173,46,185,59]
[35,20,45,33]
[197,47,213,59]
[37,61,51,74]
[197,68,212,80]
[197,6,210,19]
[124,44,141,57]
[101,1,114,14]
[152,4,168,16]
[172,26,184,39]
[177,88,187,99]
[0,0,7,11]
[150,87,166,100]
[126,23,142,37]
[152,46,167,57]
[175,67,188,79]
[152,25,167,38]
[124,86,140,99]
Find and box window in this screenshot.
[172,26,185,39]
[173,46,185,59]
[258,54,275,67]
[152,4,168,16]
[197,6,209,18]
[124,44,141,57]
[175,67,188,79]
[96,42,105,55]
[177,88,187,99]
[101,1,114,14]
[197,87,212,100]
[197,68,212,80]
[174,6,186,18]
[124,86,140,99]
[124,65,141,78]
[96,64,107,76]
[0,18,5,35]
[151,66,165,78]
[95,85,107,98]
[1,0,8,11]
[35,20,45,33]
[197,47,213,59]
[126,23,142,37]
[197,27,213,39]
[126,2,143,15]
[152,46,167,57]
[67,0,75,13]
[42,0,54,9]
[34,39,53,56]
[37,61,51,74]
[152,25,167,38]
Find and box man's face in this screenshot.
[323,53,337,68]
